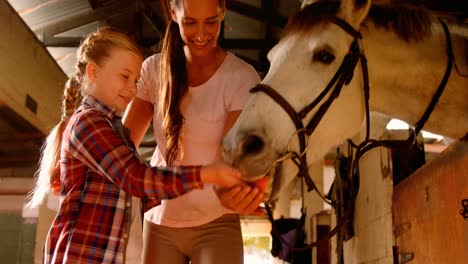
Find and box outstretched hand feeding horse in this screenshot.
[222,0,467,203]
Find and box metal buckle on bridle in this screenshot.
[286,128,309,157]
[262,128,309,176]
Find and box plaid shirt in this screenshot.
[44,96,203,263]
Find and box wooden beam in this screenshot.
[87,0,98,9]
[43,35,161,48]
[18,0,61,16]
[226,0,287,28]
[34,1,139,36]
[41,36,82,47]
[220,38,276,49]
[0,155,38,164]
[139,0,167,33]
[0,132,44,141]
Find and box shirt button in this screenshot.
[126,202,131,207]
[123,233,128,238]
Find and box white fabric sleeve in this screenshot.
[136,55,159,104]
[226,65,261,112]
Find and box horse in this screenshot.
[222,0,468,202]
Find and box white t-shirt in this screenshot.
[137,52,260,227]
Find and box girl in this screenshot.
[28,26,243,264]
[123,0,264,263]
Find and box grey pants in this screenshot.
[142,214,244,264]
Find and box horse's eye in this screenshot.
[313,50,335,64]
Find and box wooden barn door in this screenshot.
[392,140,468,264]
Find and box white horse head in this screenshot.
[223,0,468,202]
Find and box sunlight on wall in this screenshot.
[386,118,444,140]
[242,218,274,263]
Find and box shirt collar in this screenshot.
[81,95,120,120]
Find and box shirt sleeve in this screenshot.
[226,64,261,112]
[136,55,159,104]
[67,111,203,200]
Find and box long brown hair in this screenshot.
[27,27,141,208]
[159,0,225,164]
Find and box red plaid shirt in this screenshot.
[44,96,203,263]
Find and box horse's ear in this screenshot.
[301,0,320,9]
[338,0,371,29]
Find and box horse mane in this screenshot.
[284,1,432,41]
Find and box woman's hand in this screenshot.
[216,186,265,216]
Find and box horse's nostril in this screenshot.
[242,135,265,156]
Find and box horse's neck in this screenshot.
[363,22,468,139]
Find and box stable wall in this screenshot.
[341,115,395,264]
[0,0,66,134]
[393,139,467,263]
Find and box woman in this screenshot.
[123,0,263,263]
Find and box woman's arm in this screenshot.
[122,97,154,147]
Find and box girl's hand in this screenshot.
[200,161,244,188]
